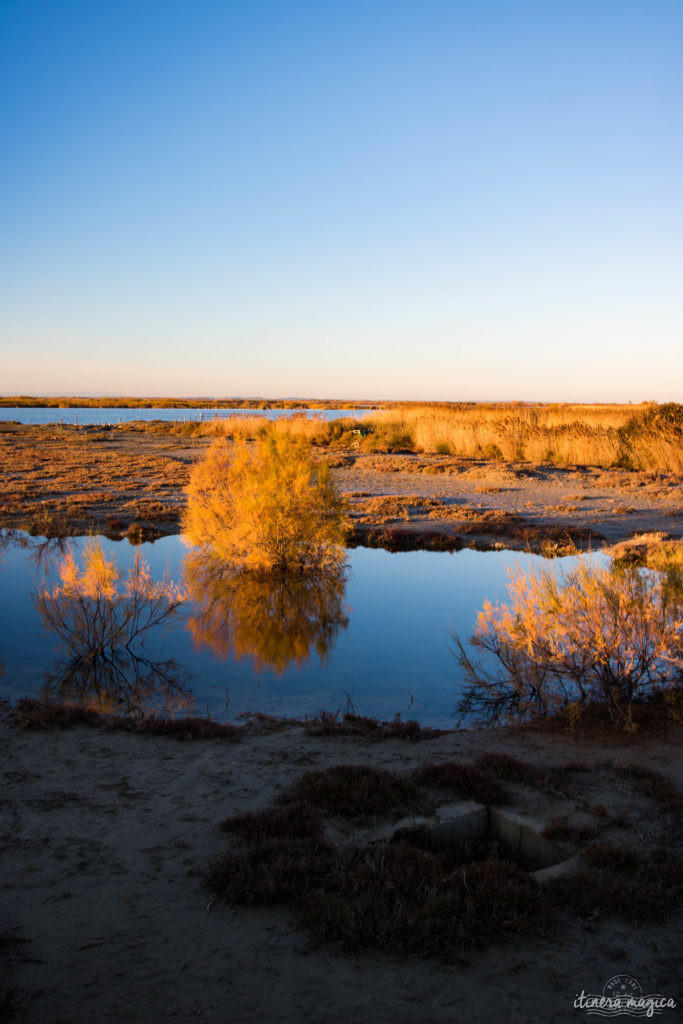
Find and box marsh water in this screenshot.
[0,407,367,426]
[0,532,585,728]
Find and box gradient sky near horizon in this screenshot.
[1,0,682,401]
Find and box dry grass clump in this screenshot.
[473,752,571,793]
[220,802,322,843]
[171,412,334,444]
[298,842,546,954]
[206,832,547,954]
[611,764,682,810]
[303,710,443,741]
[282,764,420,818]
[12,698,243,739]
[13,698,101,729]
[414,762,507,805]
[545,847,682,924]
[205,837,333,905]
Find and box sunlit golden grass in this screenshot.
[189,412,332,444]
[362,402,683,472]
[185,401,682,473]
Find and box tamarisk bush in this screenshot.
[183,432,347,574]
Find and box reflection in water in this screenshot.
[184,551,349,674]
[34,539,191,716]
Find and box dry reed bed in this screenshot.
[163,403,682,473]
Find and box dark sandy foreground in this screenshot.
[1,711,680,1024]
[0,423,681,550]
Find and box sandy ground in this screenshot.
[1,712,681,1024]
[0,424,681,550]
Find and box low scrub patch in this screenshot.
[13,698,243,740]
[282,764,420,818]
[206,758,682,957]
[303,710,443,741]
[414,761,506,805]
[611,764,682,810]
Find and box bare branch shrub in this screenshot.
[35,539,189,715]
[455,558,682,728]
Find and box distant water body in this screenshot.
[0,407,369,426]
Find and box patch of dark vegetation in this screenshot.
[303,710,444,741]
[126,520,163,544]
[282,764,421,818]
[511,690,679,738]
[298,842,548,955]
[220,802,322,843]
[13,698,243,740]
[414,761,507,805]
[541,819,598,844]
[13,699,101,729]
[473,752,575,794]
[545,847,683,924]
[205,838,333,905]
[26,513,73,539]
[580,842,641,874]
[206,757,683,958]
[611,764,682,811]
[347,523,600,556]
[347,525,469,553]
[131,715,243,740]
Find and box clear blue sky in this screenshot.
[1,0,681,401]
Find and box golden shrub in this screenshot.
[182,432,347,573]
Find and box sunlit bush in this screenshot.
[455,558,683,729]
[183,432,347,573]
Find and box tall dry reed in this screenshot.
[364,403,682,472]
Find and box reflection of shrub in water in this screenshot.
[34,539,190,716]
[184,552,348,674]
[454,558,683,730]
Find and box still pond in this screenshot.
[0,532,587,728]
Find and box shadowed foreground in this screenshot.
[1,711,680,1023]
